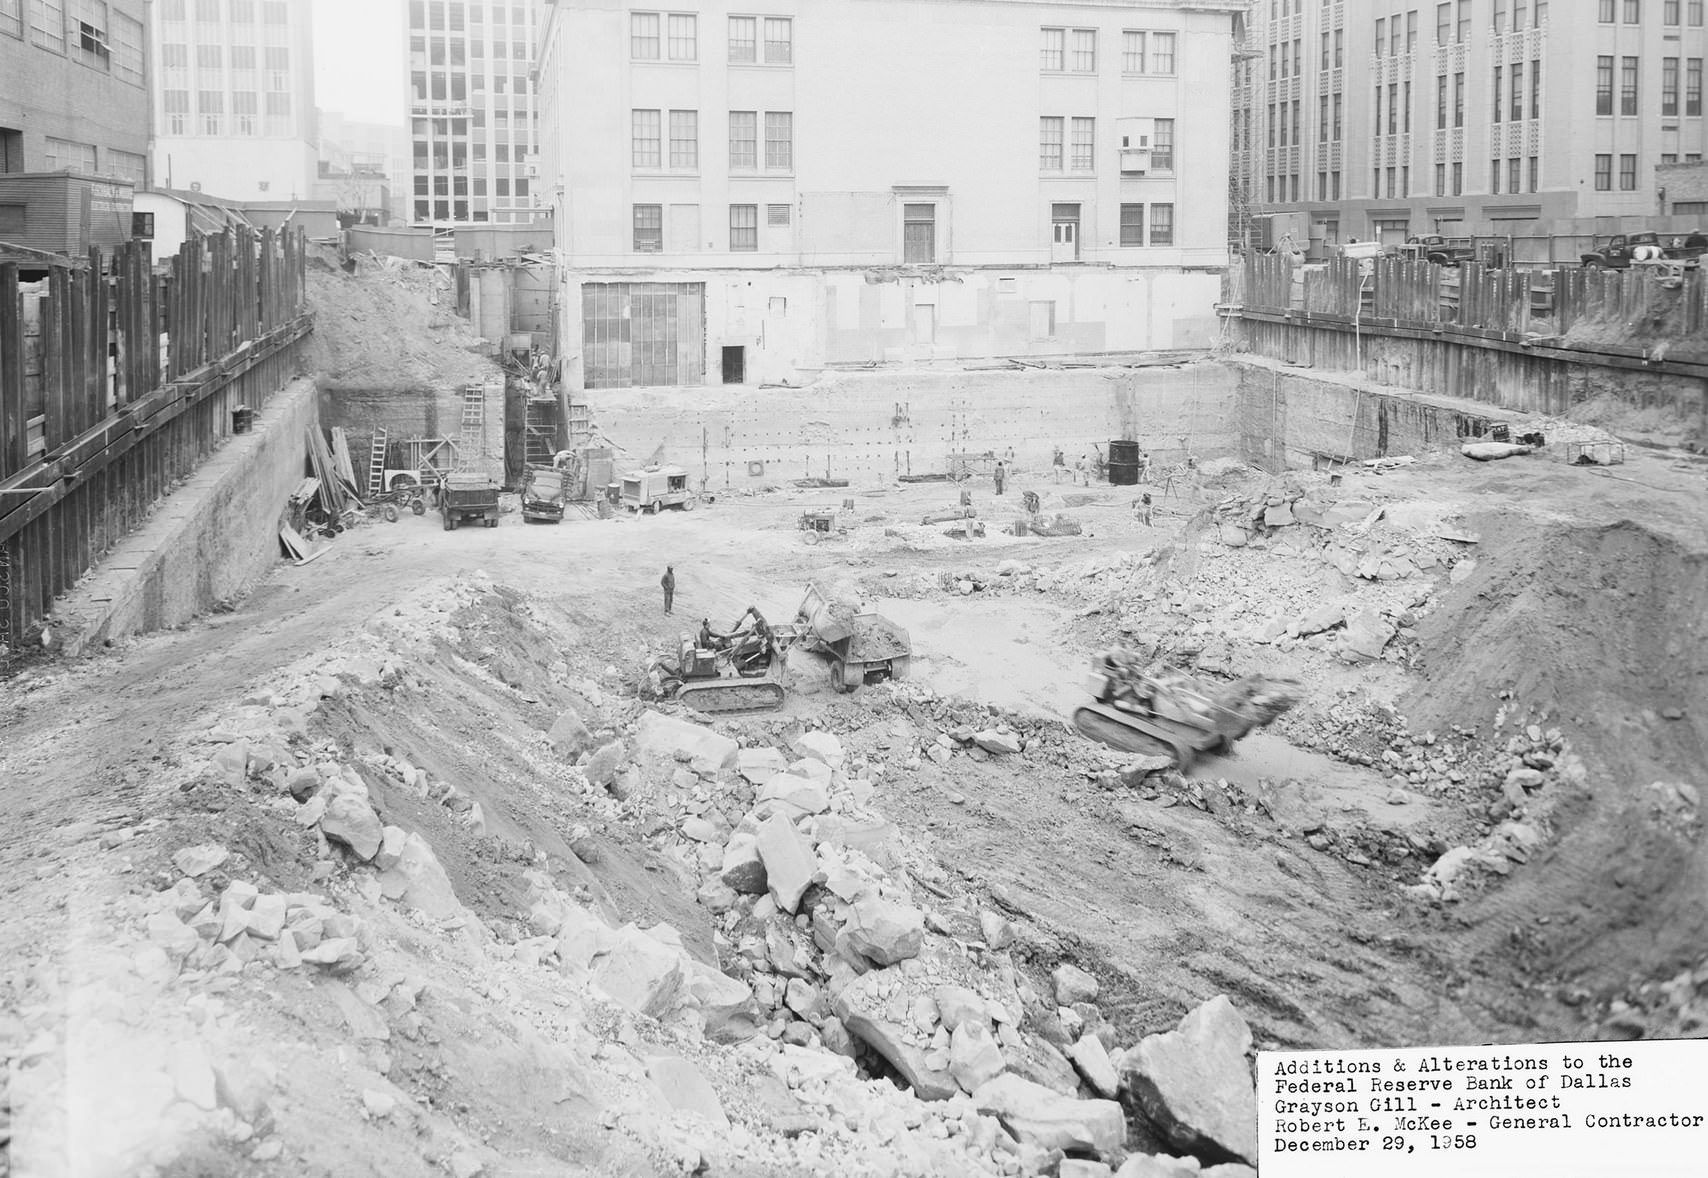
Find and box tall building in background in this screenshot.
[536,0,1244,390]
[316,110,411,226]
[1235,1,1708,249]
[404,0,540,227]
[149,0,319,200]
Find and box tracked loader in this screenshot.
[652,607,798,715]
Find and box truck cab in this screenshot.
[1581,232,1664,270]
[620,465,697,514]
[1404,234,1475,267]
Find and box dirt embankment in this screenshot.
[302,263,498,391]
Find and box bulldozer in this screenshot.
[1072,648,1301,771]
[652,606,799,715]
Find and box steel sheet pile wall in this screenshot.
[0,227,311,652]
[1230,255,1708,427]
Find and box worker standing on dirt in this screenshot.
[1075,454,1088,486]
[661,566,675,615]
[993,462,1006,496]
[1138,449,1151,483]
[1136,493,1153,527]
[1052,446,1066,482]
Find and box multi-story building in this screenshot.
[1236,0,1708,249]
[404,0,539,227]
[536,0,1245,390]
[316,110,411,225]
[148,0,319,201]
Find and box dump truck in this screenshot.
[520,465,567,523]
[1072,649,1301,771]
[652,606,797,714]
[439,472,501,530]
[620,465,697,514]
[794,583,911,693]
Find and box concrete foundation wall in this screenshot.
[591,361,1240,490]
[318,382,506,485]
[56,377,320,653]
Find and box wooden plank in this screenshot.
[0,264,23,479]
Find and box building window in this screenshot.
[633,204,662,252]
[1457,0,1470,40]
[1624,0,1641,19]
[1594,153,1612,189]
[729,203,757,251]
[768,204,791,226]
[1071,28,1096,72]
[1119,203,1144,247]
[1152,31,1175,74]
[1596,56,1614,114]
[1693,0,1705,25]
[1333,92,1342,139]
[1333,170,1342,199]
[1508,158,1521,193]
[1664,58,1680,115]
[1493,65,1504,123]
[1407,9,1419,49]
[1122,30,1145,73]
[1619,153,1637,189]
[1149,203,1174,246]
[1070,117,1095,170]
[1599,0,1615,17]
[1437,1,1450,42]
[1040,26,1064,71]
[233,90,257,134]
[903,203,935,262]
[163,89,189,134]
[43,135,95,172]
[1453,71,1464,126]
[1435,162,1446,195]
[1437,75,1447,128]
[667,13,695,60]
[69,0,109,69]
[1153,118,1174,171]
[669,110,697,169]
[1667,0,1681,23]
[764,111,791,169]
[1375,17,1385,56]
[1388,82,1398,134]
[631,12,659,59]
[29,0,65,50]
[632,109,660,168]
[763,17,790,63]
[1491,159,1501,194]
[1510,63,1523,121]
[728,15,754,62]
[1320,95,1329,141]
[1621,57,1639,115]
[1528,155,1538,191]
[1532,58,1542,118]
[728,111,755,169]
[199,90,222,134]
[110,9,142,84]
[1451,161,1462,194]
[1334,28,1343,66]
[1688,58,1702,114]
[1039,116,1063,170]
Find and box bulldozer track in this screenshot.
[1072,706,1182,764]
[676,681,787,715]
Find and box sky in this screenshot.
[313,0,407,126]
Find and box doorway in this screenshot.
[1051,203,1080,262]
[721,345,745,384]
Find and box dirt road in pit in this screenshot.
[0,480,1571,1060]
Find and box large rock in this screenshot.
[582,741,624,788]
[1069,1034,1120,1098]
[645,1054,728,1126]
[1053,962,1100,1006]
[842,896,925,966]
[833,973,957,1101]
[971,1073,1125,1156]
[320,793,384,861]
[973,730,1023,755]
[1123,995,1257,1166]
[548,709,594,759]
[1340,609,1396,661]
[759,774,831,817]
[737,746,789,785]
[633,711,738,774]
[172,843,229,878]
[935,985,991,1032]
[719,834,768,895]
[377,833,461,918]
[590,924,685,1018]
[949,1021,1007,1093]
[790,729,845,769]
[755,814,817,914]
[684,961,763,1044]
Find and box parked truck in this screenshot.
[438,472,501,530]
[794,583,911,693]
[620,465,697,514]
[1580,231,1708,270]
[519,465,567,523]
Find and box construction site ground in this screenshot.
[2,429,1705,1177]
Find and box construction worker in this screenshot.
[1052,446,1066,482]
[1138,449,1151,483]
[1137,493,1153,527]
[1075,454,1088,486]
[661,566,675,614]
[993,461,1006,496]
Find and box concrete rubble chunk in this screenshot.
[1340,609,1397,661]
[974,730,1023,755]
[245,894,289,941]
[1068,1034,1121,1099]
[935,985,991,1033]
[299,938,364,973]
[583,741,625,788]
[843,895,926,966]
[374,826,408,872]
[590,924,685,1018]
[320,793,384,861]
[737,746,790,784]
[548,709,594,759]
[1124,994,1258,1166]
[684,961,762,1044]
[791,729,845,769]
[362,1089,397,1118]
[832,972,958,1101]
[1053,962,1100,1006]
[146,911,200,960]
[645,1054,729,1126]
[285,766,321,801]
[172,843,230,878]
[377,833,461,918]
[980,910,1015,949]
[719,833,768,895]
[210,741,250,788]
[949,1021,1007,1093]
[759,774,832,816]
[1294,602,1346,637]
[633,710,738,774]
[681,816,720,843]
[755,813,817,914]
[972,1072,1126,1156]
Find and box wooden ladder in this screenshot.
[457,384,484,469]
[366,427,388,498]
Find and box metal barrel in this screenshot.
[1108,439,1141,464]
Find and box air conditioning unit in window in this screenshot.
[1118,116,1155,174]
[1120,148,1152,176]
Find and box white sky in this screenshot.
[313,0,407,126]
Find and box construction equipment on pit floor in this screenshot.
[620,464,697,514]
[519,465,568,523]
[799,509,849,544]
[1072,649,1301,771]
[653,606,799,715]
[795,582,911,693]
[438,471,501,531]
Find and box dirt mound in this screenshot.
[1404,513,1707,989]
[302,264,497,390]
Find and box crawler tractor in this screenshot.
[1072,649,1301,771]
[653,607,798,715]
